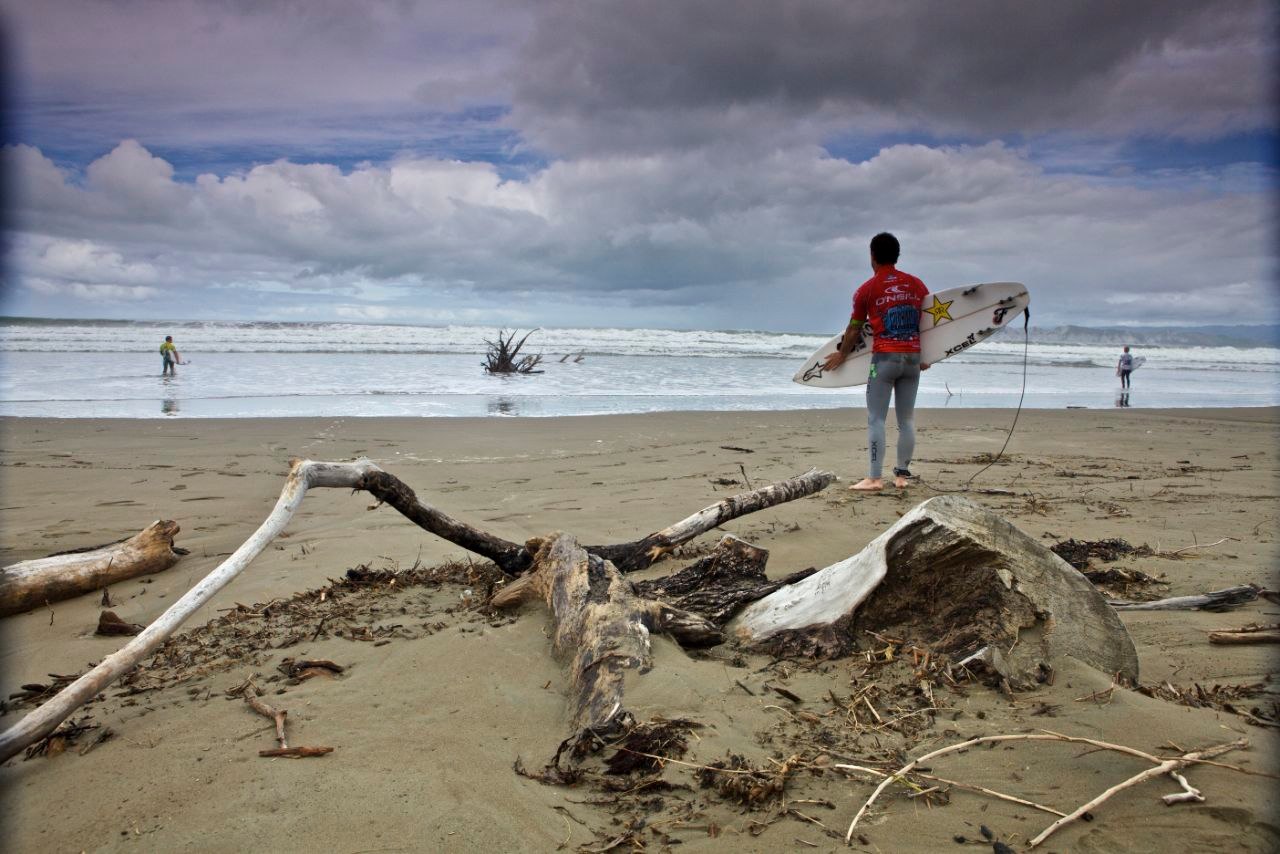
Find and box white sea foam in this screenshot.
[1,319,1276,417]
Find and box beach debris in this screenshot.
[95,610,144,636]
[1049,537,1153,569]
[731,495,1139,684]
[482,328,544,374]
[22,715,103,760]
[1137,680,1279,728]
[842,731,1249,848]
[1109,584,1259,611]
[0,520,185,618]
[696,753,799,807]
[631,535,816,626]
[0,457,831,763]
[492,533,721,762]
[1208,623,1280,645]
[236,679,332,759]
[278,658,346,681]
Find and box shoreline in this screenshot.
[2,407,1277,851]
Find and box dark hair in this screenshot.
[870,232,900,265]
[165,336,173,341]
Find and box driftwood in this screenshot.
[843,731,1248,846]
[0,459,827,763]
[1109,585,1258,611]
[0,521,184,618]
[588,468,833,572]
[631,534,817,626]
[491,533,720,746]
[1208,629,1280,645]
[239,681,332,758]
[483,328,544,374]
[732,495,1139,683]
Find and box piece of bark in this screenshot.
[1109,585,1258,611]
[95,610,143,636]
[587,468,834,572]
[633,534,817,626]
[0,521,183,618]
[494,532,721,738]
[731,495,1139,683]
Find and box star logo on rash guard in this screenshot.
[923,295,954,325]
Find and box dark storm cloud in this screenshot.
[512,0,1273,153]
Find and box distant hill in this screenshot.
[1017,324,1280,348]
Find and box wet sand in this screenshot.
[1,408,1277,852]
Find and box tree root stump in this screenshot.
[731,495,1139,683]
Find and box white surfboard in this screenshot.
[794,281,1030,388]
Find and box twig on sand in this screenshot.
[833,763,1064,817]
[1155,536,1238,557]
[1028,739,1245,847]
[238,680,333,759]
[843,731,1248,845]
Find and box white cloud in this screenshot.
[3,139,1273,328]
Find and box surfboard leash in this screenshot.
[917,307,1030,494]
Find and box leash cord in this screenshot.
[917,308,1030,494]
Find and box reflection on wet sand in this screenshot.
[487,397,520,416]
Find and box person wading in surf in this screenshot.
[822,232,929,491]
[160,335,181,376]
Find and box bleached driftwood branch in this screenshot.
[0,521,184,618]
[0,460,376,764]
[588,467,834,572]
[843,730,1248,846]
[1,459,830,763]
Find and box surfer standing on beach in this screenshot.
[160,335,181,376]
[822,232,929,491]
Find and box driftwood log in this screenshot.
[492,533,719,746]
[1109,585,1259,611]
[0,521,184,618]
[731,495,1139,683]
[0,459,830,764]
[588,468,833,572]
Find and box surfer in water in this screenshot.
[822,232,929,491]
[1116,346,1134,389]
[160,335,181,376]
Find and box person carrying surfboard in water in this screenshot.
[1116,346,1134,389]
[160,335,181,376]
[822,232,929,491]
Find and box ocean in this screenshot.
[1,318,1277,418]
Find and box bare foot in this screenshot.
[894,475,910,488]
[849,478,884,491]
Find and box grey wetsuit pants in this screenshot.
[865,353,921,479]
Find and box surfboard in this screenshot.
[793,281,1030,388]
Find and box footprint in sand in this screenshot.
[180,496,224,502]
[96,500,140,506]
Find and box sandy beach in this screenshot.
[1,407,1277,852]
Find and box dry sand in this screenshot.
[1,407,1277,852]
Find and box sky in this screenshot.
[0,0,1276,332]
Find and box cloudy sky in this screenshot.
[1,0,1275,331]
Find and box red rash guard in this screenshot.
[852,266,929,354]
